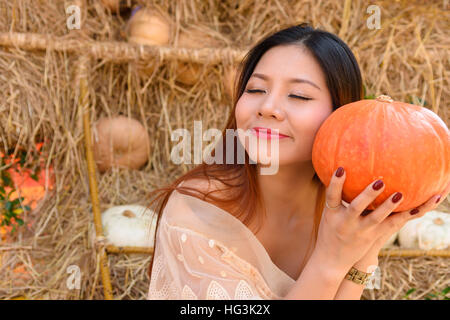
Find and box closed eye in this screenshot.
[245,89,266,94]
[245,89,312,101]
[289,94,312,101]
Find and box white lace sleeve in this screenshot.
[148,220,265,300]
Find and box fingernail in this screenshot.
[435,195,441,203]
[410,208,419,215]
[372,180,384,191]
[335,167,344,177]
[392,192,403,203]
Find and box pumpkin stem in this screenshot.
[433,217,444,226]
[122,210,136,218]
[376,95,393,103]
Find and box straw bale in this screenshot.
[0,0,448,300]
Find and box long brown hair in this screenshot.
[146,22,363,280]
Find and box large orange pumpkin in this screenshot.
[312,95,450,212]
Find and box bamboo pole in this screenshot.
[379,249,450,257]
[106,245,154,255]
[338,0,352,40]
[77,55,114,300]
[0,31,245,65]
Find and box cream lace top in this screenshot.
[147,183,297,300]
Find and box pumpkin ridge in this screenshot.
[425,115,449,191]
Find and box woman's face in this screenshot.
[235,44,333,166]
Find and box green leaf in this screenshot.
[1,172,12,187]
[30,173,39,182]
[19,150,27,167]
[5,201,12,211]
[4,210,12,218]
[16,218,24,226]
[404,288,416,298]
[441,287,450,295]
[409,95,428,106]
[24,205,31,211]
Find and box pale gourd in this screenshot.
[174,28,222,85]
[127,7,171,46]
[398,210,450,250]
[101,205,158,248]
[92,116,150,172]
[127,6,172,76]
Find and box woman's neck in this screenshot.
[257,161,320,228]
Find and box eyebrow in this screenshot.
[250,73,321,91]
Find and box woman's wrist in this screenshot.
[283,248,352,299]
[310,248,352,280]
[353,255,378,272]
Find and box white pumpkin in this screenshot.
[398,210,450,250]
[382,231,399,249]
[101,205,158,248]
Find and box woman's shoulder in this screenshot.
[177,177,227,197]
[163,177,237,220]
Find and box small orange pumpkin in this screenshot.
[92,116,150,173]
[312,95,450,212]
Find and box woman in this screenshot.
[146,23,446,300]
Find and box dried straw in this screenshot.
[0,0,449,300]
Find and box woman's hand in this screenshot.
[313,166,446,272]
[356,181,450,267]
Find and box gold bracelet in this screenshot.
[345,266,373,286]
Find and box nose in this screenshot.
[257,94,285,120]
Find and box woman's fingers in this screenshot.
[362,181,448,228]
[378,193,442,236]
[325,167,346,210]
[359,191,404,227]
[346,179,386,218]
[436,181,450,207]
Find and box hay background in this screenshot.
[0,0,449,300]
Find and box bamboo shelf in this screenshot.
[0,31,246,65]
[379,249,450,257]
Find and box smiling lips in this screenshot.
[251,127,290,139]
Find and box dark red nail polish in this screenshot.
[392,192,403,203]
[372,180,384,191]
[435,196,441,203]
[410,208,419,215]
[335,167,344,177]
